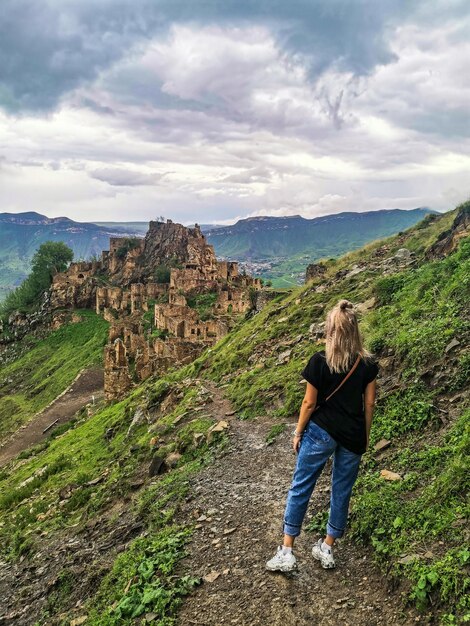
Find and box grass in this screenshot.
[1,202,468,624]
[0,310,109,441]
[194,204,469,620]
[0,364,223,624]
[351,408,470,619]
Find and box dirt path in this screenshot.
[177,381,421,626]
[0,366,104,467]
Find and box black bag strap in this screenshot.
[313,354,361,411]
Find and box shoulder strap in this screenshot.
[324,354,361,402]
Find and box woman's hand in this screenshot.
[292,434,302,453]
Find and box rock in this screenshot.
[173,412,188,425]
[149,436,159,447]
[305,262,327,283]
[398,554,420,565]
[395,248,412,259]
[380,469,402,481]
[193,432,205,447]
[203,571,220,583]
[165,452,182,468]
[223,527,237,535]
[309,322,325,339]
[374,439,391,453]
[207,420,229,443]
[59,485,78,500]
[445,338,460,353]
[225,410,236,416]
[356,297,376,314]
[104,426,117,441]
[276,349,292,364]
[148,455,166,477]
[126,407,148,437]
[70,618,87,626]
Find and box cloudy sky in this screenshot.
[0,0,469,225]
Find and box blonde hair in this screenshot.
[324,299,371,373]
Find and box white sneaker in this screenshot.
[311,539,336,569]
[266,546,297,572]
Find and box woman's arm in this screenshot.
[364,380,377,448]
[293,382,318,452]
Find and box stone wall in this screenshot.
[47,218,261,400]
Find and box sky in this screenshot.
[0,1,469,225]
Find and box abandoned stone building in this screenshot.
[48,219,262,400]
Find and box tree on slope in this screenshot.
[1,241,73,318]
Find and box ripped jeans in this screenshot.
[283,419,362,539]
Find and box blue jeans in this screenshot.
[283,420,362,539]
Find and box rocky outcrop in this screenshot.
[305,262,327,283]
[426,204,469,259]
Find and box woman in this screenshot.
[266,299,378,572]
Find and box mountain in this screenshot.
[204,209,436,259]
[0,212,144,301]
[0,202,468,624]
[205,208,439,286]
[0,208,436,301]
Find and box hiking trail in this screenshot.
[176,380,422,626]
[0,366,104,467]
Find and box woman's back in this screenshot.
[300,350,378,454]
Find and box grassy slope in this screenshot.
[0,206,468,624]
[0,371,220,625]
[189,207,469,622]
[0,310,109,441]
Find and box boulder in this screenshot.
[380,469,402,481]
[165,451,182,468]
[148,455,166,477]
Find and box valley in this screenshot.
[0,203,468,625]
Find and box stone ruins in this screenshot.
[49,220,262,400]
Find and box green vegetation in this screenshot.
[86,526,198,624]
[154,257,184,283]
[0,366,221,623]
[186,291,218,320]
[115,238,141,259]
[1,203,468,623]
[0,241,73,318]
[0,310,108,440]
[351,409,469,617]
[266,422,287,444]
[193,203,468,620]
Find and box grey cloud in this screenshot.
[221,166,273,184]
[89,167,164,186]
[1,0,467,113]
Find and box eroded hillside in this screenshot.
[0,203,468,625]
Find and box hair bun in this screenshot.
[339,299,353,311]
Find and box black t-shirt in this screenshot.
[300,350,379,455]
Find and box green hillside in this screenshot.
[205,208,432,258]
[0,205,468,624]
[0,311,108,441]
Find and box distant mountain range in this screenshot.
[0,208,436,299]
[0,212,143,301]
[204,209,434,259]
